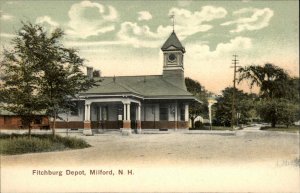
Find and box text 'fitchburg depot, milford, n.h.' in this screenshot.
[32,169,134,177]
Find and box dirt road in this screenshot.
[1,128,299,167]
[1,128,299,192]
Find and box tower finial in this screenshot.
[169,13,175,32]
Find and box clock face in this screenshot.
[168,54,176,62]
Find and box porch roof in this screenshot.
[81,75,198,100]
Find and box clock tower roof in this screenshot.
[161,31,185,53]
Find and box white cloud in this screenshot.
[0,10,14,21]
[168,6,227,39]
[36,16,59,32]
[117,22,170,48]
[221,7,274,33]
[36,16,59,27]
[187,36,252,58]
[118,6,227,48]
[138,11,152,21]
[0,33,16,38]
[64,40,126,47]
[66,0,118,39]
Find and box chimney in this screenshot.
[87,67,93,79]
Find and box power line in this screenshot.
[230,54,241,129]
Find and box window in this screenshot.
[159,106,168,121]
[118,106,123,121]
[180,106,185,121]
[34,117,42,124]
[70,101,79,116]
[4,116,11,124]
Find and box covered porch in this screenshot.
[82,98,141,135]
[81,97,190,135]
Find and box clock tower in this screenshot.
[161,31,186,90]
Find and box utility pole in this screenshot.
[230,55,241,129]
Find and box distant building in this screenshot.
[0,109,49,130]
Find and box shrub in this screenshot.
[53,135,90,149]
[194,121,204,129]
[0,134,90,155]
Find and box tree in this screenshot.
[238,63,291,99]
[0,22,97,137]
[185,77,208,128]
[256,98,298,127]
[238,63,299,127]
[0,26,44,137]
[214,87,256,127]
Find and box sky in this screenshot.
[0,0,299,94]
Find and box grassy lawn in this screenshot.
[0,133,91,155]
[260,125,300,133]
[189,126,232,131]
[211,126,234,131]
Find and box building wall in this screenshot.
[142,103,186,122]
[52,101,189,130]
[0,115,49,130]
[58,101,85,122]
[52,121,84,129]
[90,103,121,121]
[142,104,159,121]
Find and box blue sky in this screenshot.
[0,0,299,93]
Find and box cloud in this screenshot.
[66,0,118,39]
[0,33,16,38]
[168,6,227,38]
[0,10,14,21]
[187,36,252,58]
[64,40,126,47]
[36,16,59,32]
[221,7,274,33]
[117,22,170,48]
[118,6,227,48]
[138,11,152,21]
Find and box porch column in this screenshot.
[184,104,189,122]
[174,102,178,130]
[137,103,142,133]
[98,106,102,121]
[98,106,102,130]
[84,104,89,121]
[83,102,92,135]
[121,102,131,135]
[123,103,126,121]
[127,103,130,121]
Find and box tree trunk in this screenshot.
[52,112,56,138]
[191,117,195,129]
[271,119,276,128]
[28,125,32,140]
